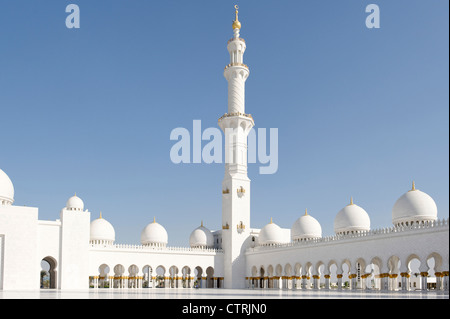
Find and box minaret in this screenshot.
[218,5,254,289]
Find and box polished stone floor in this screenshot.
[0,288,448,299]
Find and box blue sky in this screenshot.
[0,0,448,246]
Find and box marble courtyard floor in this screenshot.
[0,288,448,299]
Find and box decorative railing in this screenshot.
[227,37,246,44]
[89,243,223,254]
[218,112,253,122]
[224,62,249,71]
[247,217,449,253]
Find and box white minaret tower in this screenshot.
[218,5,254,289]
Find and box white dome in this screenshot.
[66,194,84,211]
[141,218,168,247]
[90,213,115,244]
[189,222,214,248]
[258,219,286,246]
[334,199,370,235]
[392,183,437,226]
[0,169,14,206]
[291,210,322,241]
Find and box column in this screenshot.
[434,272,443,291]
[312,275,320,290]
[201,276,207,288]
[443,271,449,291]
[164,276,170,288]
[293,276,299,290]
[337,274,343,290]
[420,272,428,291]
[379,273,389,291]
[324,275,331,290]
[349,274,357,290]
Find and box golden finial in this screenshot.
[153,216,156,223]
[74,192,77,197]
[304,208,308,216]
[232,5,241,30]
[201,220,204,227]
[99,211,102,219]
[350,197,354,205]
[411,181,416,191]
[270,217,273,224]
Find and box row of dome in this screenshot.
[1,169,438,248]
[85,182,437,247]
[259,182,438,245]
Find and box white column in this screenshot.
[324,275,330,290]
[337,274,343,290]
[420,272,428,291]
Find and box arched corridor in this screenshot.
[248,252,449,292]
[89,263,223,289]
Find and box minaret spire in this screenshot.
[232,5,241,36]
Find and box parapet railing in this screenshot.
[247,217,449,253]
[227,37,246,44]
[89,243,223,254]
[224,62,249,71]
[218,112,253,122]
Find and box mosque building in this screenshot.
[0,6,448,293]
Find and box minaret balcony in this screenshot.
[227,37,245,45]
[224,62,249,71]
[218,112,253,122]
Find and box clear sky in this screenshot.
[0,0,448,247]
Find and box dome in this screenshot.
[334,198,370,235]
[291,209,322,241]
[392,182,437,226]
[0,169,14,206]
[258,218,286,246]
[66,194,84,211]
[141,218,168,247]
[90,212,115,244]
[189,222,214,248]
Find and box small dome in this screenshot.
[66,194,84,211]
[291,209,322,241]
[392,182,437,226]
[258,218,286,246]
[334,198,370,235]
[90,212,115,244]
[141,218,168,247]
[0,169,14,206]
[189,222,214,248]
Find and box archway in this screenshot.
[206,266,215,288]
[128,264,139,288]
[41,257,57,289]
[143,265,153,288]
[194,266,203,288]
[259,266,265,288]
[182,266,191,288]
[98,264,110,288]
[113,264,125,288]
[156,265,166,288]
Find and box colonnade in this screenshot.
[89,275,224,289]
[246,271,449,292]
